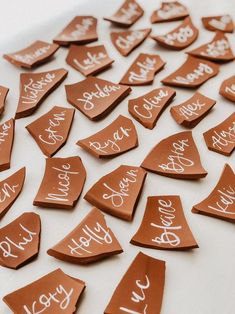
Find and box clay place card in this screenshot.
[77,115,138,158]
[48,207,123,264]
[141,131,207,179]
[3,268,85,313]
[202,15,234,33]
[3,41,59,69]
[110,28,151,57]
[65,76,131,121]
[151,17,198,50]
[0,212,40,269]
[0,118,15,171]
[192,164,235,223]
[104,251,165,314]
[219,75,235,102]
[16,68,68,119]
[161,55,219,88]
[0,85,9,116]
[151,1,189,23]
[170,92,216,128]
[0,167,25,219]
[66,44,114,76]
[120,53,165,86]
[131,195,198,250]
[53,16,98,46]
[203,112,235,156]
[33,156,86,209]
[128,87,176,129]
[84,165,147,221]
[26,106,74,157]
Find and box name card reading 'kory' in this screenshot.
[0,85,9,116]
[141,131,207,179]
[77,115,138,158]
[192,164,235,223]
[151,1,189,23]
[128,87,176,129]
[0,118,15,171]
[65,76,131,120]
[84,165,147,221]
[16,68,68,119]
[0,212,41,269]
[33,156,86,209]
[3,268,86,314]
[26,106,75,157]
[104,251,165,314]
[219,75,235,102]
[131,196,198,250]
[202,15,234,33]
[48,207,123,264]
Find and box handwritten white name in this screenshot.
[225,84,235,96]
[14,45,51,63]
[128,57,156,83]
[73,51,107,70]
[0,121,11,145]
[157,3,186,20]
[115,31,145,50]
[201,39,230,57]
[61,18,93,40]
[161,25,194,45]
[209,15,231,31]
[178,99,205,120]
[208,185,235,215]
[0,183,19,203]
[117,3,140,23]
[211,121,235,150]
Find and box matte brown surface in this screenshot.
[202,15,234,33]
[0,86,9,116]
[0,118,15,171]
[219,75,235,102]
[151,1,189,23]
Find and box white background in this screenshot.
[0,0,235,313]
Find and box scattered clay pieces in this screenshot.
[84,165,147,221]
[0,212,41,269]
[151,1,189,23]
[219,75,235,102]
[0,119,15,171]
[141,131,207,179]
[48,207,123,264]
[192,164,235,223]
[202,15,234,33]
[65,77,131,121]
[0,86,9,116]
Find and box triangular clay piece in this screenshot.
[3,41,59,69]
[47,207,123,264]
[77,115,138,158]
[120,53,165,86]
[202,15,234,33]
[0,167,26,219]
[128,86,176,129]
[0,118,15,171]
[192,164,235,223]
[103,0,144,27]
[131,195,198,250]
[0,85,9,116]
[151,17,198,50]
[33,156,86,209]
[104,251,165,314]
[0,212,41,269]
[161,56,219,88]
[203,112,235,156]
[3,268,86,313]
[84,165,147,221]
[53,16,98,46]
[151,1,189,23]
[66,44,114,76]
[26,106,75,157]
[219,75,235,102]
[170,92,216,128]
[110,28,151,57]
[16,68,68,119]
[141,131,207,179]
[65,76,131,121]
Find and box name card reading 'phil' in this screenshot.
[202,15,234,33]
[219,75,235,102]
[151,1,189,23]
[0,85,9,116]
[0,118,15,171]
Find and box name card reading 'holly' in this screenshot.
[219,75,235,102]
[151,1,189,23]
[0,118,15,171]
[0,85,9,116]
[202,15,234,33]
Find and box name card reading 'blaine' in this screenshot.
[0,118,15,171]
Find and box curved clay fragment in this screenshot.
[219,75,235,102]
[202,15,234,33]
[151,1,189,23]
[0,86,9,116]
[0,118,15,171]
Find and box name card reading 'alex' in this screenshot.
[0,118,15,171]
[219,75,235,102]
[151,1,189,23]
[0,85,9,116]
[202,15,234,33]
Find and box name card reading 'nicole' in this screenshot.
[0,118,15,171]
[220,75,235,102]
[151,1,189,23]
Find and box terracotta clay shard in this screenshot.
[26,106,75,157]
[103,0,144,27]
[141,131,207,179]
[3,268,86,313]
[161,56,219,88]
[219,75,235,102]
[65,77,131,121]
[120,53,165,86]
[151,17,198,50]
[128,87,176,129]
[0,212,41,269]
[48,207,123,264]
[0,86,9,116]
[104,251,165,314]
[66,44,114,76]
[0,167,26,219]
[84,165,147,221]
[0,118,15,171]
[170,92,216,128]
[202,15,234,33]
[3,41,59,69]
[151,1,189,23]
[77,115,138,158]
[203,112,235,156]
[33,156,86,209]
[16,68,68,119]
[192,164,235,223]
[53,16,98,46]
[131,195,198,250]
[110,28,151,57]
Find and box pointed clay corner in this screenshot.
[0,86,9,116]
[0,118,15,171]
